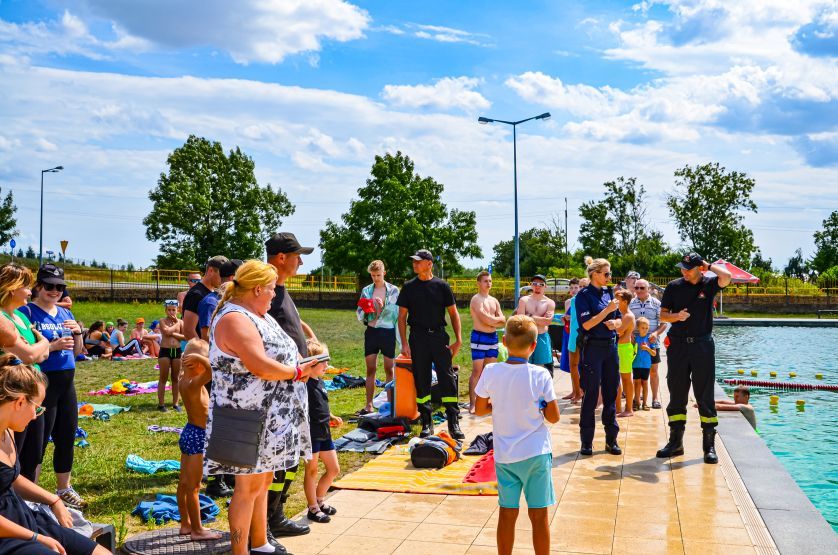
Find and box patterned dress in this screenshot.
[206,302,311,475]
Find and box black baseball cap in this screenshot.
[409,249,433,261]
[265,232,314,256]
[676,252,704,270]
[532,274,547,283]
[220,259,243,278]
[37,263,65,285]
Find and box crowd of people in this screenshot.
[0,234,742,555]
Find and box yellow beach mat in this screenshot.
[333,445,497,496]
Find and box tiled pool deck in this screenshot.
[283,360,834,554]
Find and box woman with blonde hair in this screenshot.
[0,263,50,484]
[206,260,318,555]
[0,354,110,555]
[574,256,623,456]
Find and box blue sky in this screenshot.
[0,0,836,270]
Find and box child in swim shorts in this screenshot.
[176,339,221,541]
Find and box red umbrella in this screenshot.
[705,259,760,315]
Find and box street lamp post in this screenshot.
[478,113,550,307]
[40,166,63,265]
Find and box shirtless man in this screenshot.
[158,300,185,412]
[176,339,222,541]
[515,274,556,375]
[615,290,636,417]
[468,271,505,413]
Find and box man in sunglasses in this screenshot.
[182,257,228,342]
[177,273,202,315]
[628,279,667,409]
[656,253,731,464]
[515,274,556,375]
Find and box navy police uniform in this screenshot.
[396,276,460,422]
[660,274,723,431]
[575,284,621,449]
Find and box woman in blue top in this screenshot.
[19,264,87,511]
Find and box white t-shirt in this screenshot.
[474,361,557,464]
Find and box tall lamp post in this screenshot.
[40,166,63,265]
[477,113,550,307]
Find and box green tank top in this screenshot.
[1,309,40,371]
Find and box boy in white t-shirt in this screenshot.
[475,315,560,555]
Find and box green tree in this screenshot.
[666,162,757,267]
[144,135,294,269]
[578,202,616,258]
[811,211,838,274]
[15,248,23,258]
[25,246,35,259]
[784,248,809,279]
[750,249,774,273]
[491,220,567,277]
[0,188,17,247]
[319,151,481,279]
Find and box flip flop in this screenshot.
[652,401,661,409]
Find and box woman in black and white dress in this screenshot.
[206,260,317,555]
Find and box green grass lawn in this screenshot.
[37,304,495,545]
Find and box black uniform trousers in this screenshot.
[579,340,620,446]
[409,328,459,416]
[665,337,718,430]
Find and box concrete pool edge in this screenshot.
[714,383,838,553]
[714,318,838,327]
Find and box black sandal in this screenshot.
[307,508,331,523]
[319,503,337,516]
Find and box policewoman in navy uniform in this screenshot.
[656,252,731,464]
[397,249,464,440]
[574,256,623,456]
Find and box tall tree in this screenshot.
[578,201,616,258]
[144,135,294,268]
[666,162,757,267]
[750,248,774,273]
[319,151,481,278]
[811,210,838,274]
[0,188,17,247]
[784,248,809,280]
[491,219,567,277]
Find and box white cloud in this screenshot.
[2,1,370,64]
[410,24,491,46]
[382,77,491,112]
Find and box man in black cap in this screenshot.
[397,249,464,439]
[182,255,228,342]
[198,259,243,340]
[263,232,316,538]
[656,253,731,464]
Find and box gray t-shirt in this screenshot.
[268,285,308,357]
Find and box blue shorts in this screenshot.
[529,332,553,365]
[496,453,555,509]
[312,438,336,453]
[470,330,499,360]
[179,422,206,456]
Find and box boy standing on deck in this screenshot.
[176,339,222,541]
[474,315,560,555]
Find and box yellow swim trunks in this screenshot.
[618,342,634,374]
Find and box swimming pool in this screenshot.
[714,326,838,532]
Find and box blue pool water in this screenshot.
[714,326,838,532]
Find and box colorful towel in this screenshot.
[88,380,170,396]
[126,454,180,474]
[78,403,130,418]
[147,425,184,434]
[131,493,219,524]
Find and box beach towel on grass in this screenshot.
[126,454,180,474]
[131,493,219,524]
[88,380,170,396]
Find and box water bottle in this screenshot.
[61,327,73,339]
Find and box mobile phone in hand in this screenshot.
[299,354,330,365]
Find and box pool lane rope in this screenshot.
[723,378,838,392]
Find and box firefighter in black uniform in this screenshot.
[657,252,731,464]
[397,249,465,439]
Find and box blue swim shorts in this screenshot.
[496,453,555,509]
[312,438,336,453]
[470,330,499,360]
[528,332,553,365]
[179,422,206,456]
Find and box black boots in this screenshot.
[446,409,465,440]
[205,476,233,498]
[419,408,434,438]
[656,428,685,458]
[605,436,622,455]
[267,491,310,537]
[703,428,719,464]
[579,444,593,456]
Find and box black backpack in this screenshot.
[410,440,450,469]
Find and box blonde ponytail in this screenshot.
[584,256,610,277]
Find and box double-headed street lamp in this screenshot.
[40,166,63,265]
[478,112,550,307]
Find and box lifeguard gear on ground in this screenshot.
[410,431,462,469]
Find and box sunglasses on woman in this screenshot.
[28,399,46,417]
[42,283,66,292]
[597,271,612,277]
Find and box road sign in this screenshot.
[488,263,493,274]
[60,240,68,255]
[9,239,15,249]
